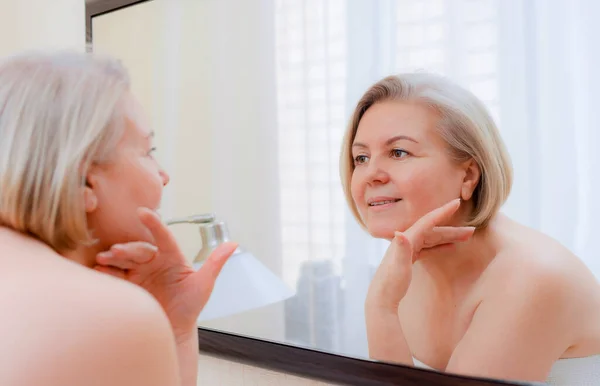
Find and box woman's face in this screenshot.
[350,100,478,240]
[84,93,170,250]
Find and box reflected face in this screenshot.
[85,93,170,249]
[350,100,469,239]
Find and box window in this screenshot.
[274,0,501,353]
[275,0,347,350]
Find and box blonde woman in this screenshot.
[0,51,237,386]
[340,73,600,385]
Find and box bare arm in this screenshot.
[365,303,414,366]
[175,329,200,386]
[445,263,575,382]
[364,199,474,367]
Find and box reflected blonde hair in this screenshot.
[340,73,513,229]
[0,50,131,251]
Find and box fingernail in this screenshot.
[97,251,112,259]
[139,207,160,217]
[221,242,238,257]
[394,231,404,244]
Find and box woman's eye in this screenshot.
[391,149,408,159]
[354,155,368,164]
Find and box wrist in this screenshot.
[175,327,198,346]
[365,295,401,315]
[365,278,407,313]
[173,328,200,386]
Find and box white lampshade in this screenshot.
[166,214,295,323]
[193,249,295,322]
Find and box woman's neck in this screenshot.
[416,214,504,285]
[60,244,103,268]
[0,225,103,269]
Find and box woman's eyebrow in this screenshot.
[352,135,418,149]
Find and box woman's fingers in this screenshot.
[96,241,158,270]
[422,226,475,248]
[393,231,412,249]
[391,231,416,266]
[137,207,180,255]
[409,199,461,236]
[94,265,127,280]
[404,198,463,249]
[191,242,238,300]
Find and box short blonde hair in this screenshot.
[340,73,513,229]
[0,50,131,252]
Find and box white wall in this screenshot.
[197,352,334,385]
[0,0,84,57]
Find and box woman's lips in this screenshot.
[367,197,402,211]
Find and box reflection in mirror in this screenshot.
[90,0,600,385]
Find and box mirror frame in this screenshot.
[85,2,540,385]
[197,327,540,386]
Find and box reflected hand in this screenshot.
[94,207,238,338]
[366,199,475,311]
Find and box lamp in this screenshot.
[166,214,295,322]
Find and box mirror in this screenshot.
[89,0,600,385]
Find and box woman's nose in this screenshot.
[365,160,390,185]
[160,169,170,186]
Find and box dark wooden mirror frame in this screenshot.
[85,2,540,385]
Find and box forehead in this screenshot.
[121,93,153,141]
[354,100,439,144]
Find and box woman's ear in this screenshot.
[83,174,99,213]
[460,159,481,201]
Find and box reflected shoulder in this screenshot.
[490,219,598,300]
[484,238,600,346]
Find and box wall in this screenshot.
[0,0,84,57]
[197,353,334,385]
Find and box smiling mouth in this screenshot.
[368,198,402,207]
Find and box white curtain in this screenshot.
[273,0,600,358]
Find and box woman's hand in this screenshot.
[366,198,475,311]
[93,207,238,338]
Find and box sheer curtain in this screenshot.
[274,0,600,358]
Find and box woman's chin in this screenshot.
[365,219,414,240]
[366,225,397,240]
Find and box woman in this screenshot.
[339,73,600,385]
[0,51,237,386]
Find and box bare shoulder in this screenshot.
[483,223,600,355]
[445,223,600,379]
[0,252,180,386]
[489,226,600,308]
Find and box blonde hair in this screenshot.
[340,73,513,229]
[0,50,131,252]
